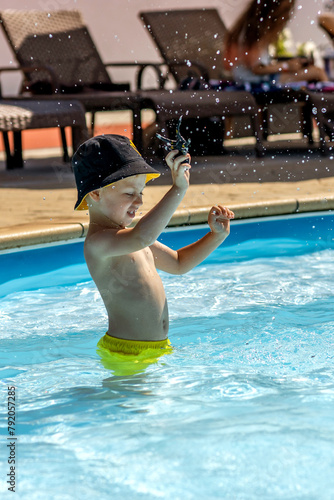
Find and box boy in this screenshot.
[73,135,234,373]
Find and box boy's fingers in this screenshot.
[166,152,190,172]
[211,206,234,219]
[211,206,221,216]
[165,150,180,168]
[174,153,190,167]
[166,149,179,159]
[217,205,234,218]
[179,162,191,171]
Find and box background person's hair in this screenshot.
[225,0,296,50]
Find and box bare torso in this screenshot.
[84,237,169,341]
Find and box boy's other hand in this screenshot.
[166,150,191,190]
[208,205,234,236]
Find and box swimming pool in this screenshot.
[1,212,333,499]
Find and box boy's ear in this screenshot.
[88,190,101,202]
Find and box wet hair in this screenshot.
[225,0,296,50]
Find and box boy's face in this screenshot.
[93,174,146,227]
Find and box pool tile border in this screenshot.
[0,196,333,250]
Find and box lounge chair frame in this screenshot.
[0,9,165,150]
[139,8,314,147]
[139,9,265,156]
[0,99,87,168]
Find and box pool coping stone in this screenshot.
[1,195,333,250]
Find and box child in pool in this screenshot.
[73,135,234,372]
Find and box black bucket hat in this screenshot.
[73,135,160,210]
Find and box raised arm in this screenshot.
[131,150,190,247]
[86,150,191,258]
[151,206,234,274]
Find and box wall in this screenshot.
[0,0,331,95]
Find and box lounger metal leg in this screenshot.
[262,107,269,140]
[302,102,314,145]
[90,112,95,136]
[72,125,89,154]
[60,127,69,162]
[132,105,143,150]
[220,120,226,154]
[1,131,22,169]
[317,116,329,156]
[13,131,23,169]
[251,113,266,158]
[2,132,15,169]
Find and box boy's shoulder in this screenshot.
[84,224,131,258]
[85,225,115,254]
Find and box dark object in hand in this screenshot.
[156,116,191,162]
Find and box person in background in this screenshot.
[224,0,328,86]
[318,12,334,42]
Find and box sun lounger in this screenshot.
[0,8,266,157]
[137,89,265,157]
[0,9,165,149]
[139,8,313,147]
[139,9,265,156]
[303,90,334,155]
[0,99,87,168]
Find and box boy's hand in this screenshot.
[208,205,234,236]
[166,150,191,190]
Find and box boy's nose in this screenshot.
[134,194,143,207]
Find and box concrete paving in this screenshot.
[0,140,333,249]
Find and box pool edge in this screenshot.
[0,195,333,250]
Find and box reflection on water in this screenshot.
[0,247,333,499]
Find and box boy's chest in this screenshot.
[108,247,162,297]
[113,247,156,278]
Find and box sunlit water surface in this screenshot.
[1,240,334,499]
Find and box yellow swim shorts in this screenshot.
[97,333,172,376]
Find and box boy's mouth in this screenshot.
[127,209,136,218]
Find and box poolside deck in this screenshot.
[1,125,334,250]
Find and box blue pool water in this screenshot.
[0,212,334,499]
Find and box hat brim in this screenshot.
[75,164,160,211]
